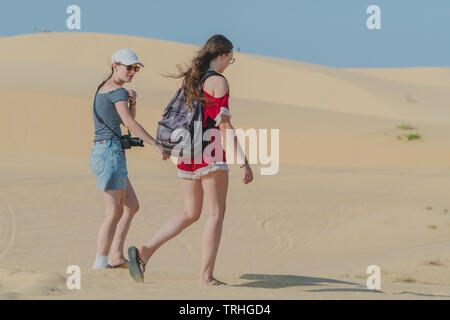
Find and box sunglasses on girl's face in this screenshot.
[229,57,236,64]
[118,63,141,72]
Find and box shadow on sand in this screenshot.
[393,291,450,298]
[235,274,384,294]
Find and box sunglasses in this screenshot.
[118,63,141,72]
[229,57,236,64]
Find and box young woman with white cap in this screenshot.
[90,48,169,269]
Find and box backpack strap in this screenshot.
[199,70,227,90]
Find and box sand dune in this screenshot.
[1,32,450,299]
[346,67,450,87]
[1,33,450,166]
[0,266,67,299]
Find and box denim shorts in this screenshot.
[89,140,128,191]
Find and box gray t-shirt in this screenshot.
[92,88,129,142]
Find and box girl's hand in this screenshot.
[155,142,170,160]
[127,90,137,105]
[241,163,253,184]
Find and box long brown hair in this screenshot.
[168,34,233,110]
[96,66,114,94]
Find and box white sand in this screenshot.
[1,32,450,299]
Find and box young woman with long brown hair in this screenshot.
[128,35,253,286]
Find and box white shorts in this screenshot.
[177,162,229,180]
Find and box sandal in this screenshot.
[106,260,129,269]
[210,278,230,286]
[128,246,146,283]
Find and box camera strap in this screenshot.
[93,99,123,140]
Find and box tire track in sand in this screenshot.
[251,204,337,262]
[253,204,295,255]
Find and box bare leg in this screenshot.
[137,178,204,264]
[198,170,228,286]
[109,178,139,266]
[96,188,126,257]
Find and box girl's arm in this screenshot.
[207,76,253,184]
[219,116,253,184]
[114,100,169,160]
[129,103,136,120]
[219,119,246,163]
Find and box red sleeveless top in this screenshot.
[177,88,231,175]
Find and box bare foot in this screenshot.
[198,277,230,286]
[137,247,147,275]
[107,257,129,268]
[137,245,157,265]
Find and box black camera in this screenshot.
[121,131,144,149]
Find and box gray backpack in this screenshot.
[156,70,225,158]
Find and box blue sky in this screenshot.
[0,0,449,68]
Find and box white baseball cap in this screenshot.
[111,48,144,67]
